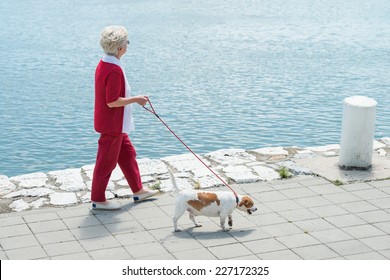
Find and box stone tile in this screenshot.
[243,238,287,254]
[327,240,372,256]
[115,231,156,246]
[142,253,176,260]
[208,243,253,260]
[251,212,287,226]
[151,194,175,207]
[23,212,59,223]
[43,240,85,257]
[130,206,170,220]
[279,208,318,222]
[29,220,67,234]
[78,235,121,251]
[228,215,257,229]
[323,192,361,204]
[0,250,8,260]
[182,221,221,235]
[62,215,102,229]
[0,224,32,238]
[51,252,92,260]
[292,244,339,260]
[309,205,349,217]
[172,248,218,260]
[248,201,274,215]
[356,210,390,224]
[352,189,389,200]
[125,242,169,259]
[148,226,191,241]
[240,182,274,194]
[325,214,366,228]
[369,180,390,188]
[35,229,75,245]
[5,245,47,260]
[162,237,204,253]
[94,210,135,224]
[381,187,390,195]
[0,216,25,227]
[253,191,289,202]
[368,198,390,209]
[194,231,237,247]
[310,229,353,243]
[342,224,386,239]
[360,235,390,251]
[276,233,320,248]
[341,182,374,191]
[0,234,39,250]
[262,223,303,237]
[257,249,302,260]
[137,215,173,230]
[339,201,378,213]
[295,196,333,208]
[373,221,390,234]
[379,249,390,259]
[56,205,93,219]
[89,247,131,260]
[227,254,259,260]
[345,252,387,260]
[280,187,317,199]
[231,228,270,242]
[298,177,330,187]
[105,221,144,235]
[308,184,345,195]
[264,200,302,212]
[71,225,111,240]
[294,218,335,232]
[159,204,175,217]
[269,182,303,190]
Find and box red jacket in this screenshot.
[94,60,125,135]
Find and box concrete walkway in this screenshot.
[1,175,389,260]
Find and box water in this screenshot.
[0,0,389,177]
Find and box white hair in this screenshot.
[100,25,128,56]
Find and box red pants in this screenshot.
[91,133,143,202]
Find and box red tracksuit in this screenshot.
[91,60,142,202]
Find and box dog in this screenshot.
[169,169,257,232]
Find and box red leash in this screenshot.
[143,98,239,202]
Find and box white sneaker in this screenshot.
[92,200,121,210]
[133,189,159,203]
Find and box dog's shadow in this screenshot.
[175,227,257,239]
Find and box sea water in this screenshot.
[0,0,389,176]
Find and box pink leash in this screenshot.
[143,98,239,202]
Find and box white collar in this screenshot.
[102,55,122,67]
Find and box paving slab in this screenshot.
[294,153,390,182]
[0,176,389,260]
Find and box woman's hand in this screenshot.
[135,95,148,106]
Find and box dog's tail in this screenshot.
[168,168,180,194]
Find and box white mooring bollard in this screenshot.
[339,96,377,170]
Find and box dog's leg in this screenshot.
[173,203,187,232]
[228,215,233,228]
[189,213,202,228]
[220,215,229,231]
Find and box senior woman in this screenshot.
[91,25,158,210]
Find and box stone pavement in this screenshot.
[1,175,389,260]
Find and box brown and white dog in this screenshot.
[169,169,257,232]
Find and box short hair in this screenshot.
[99,25,128,56]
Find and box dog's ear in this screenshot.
[239,197,248,207]
[239,196,254,208]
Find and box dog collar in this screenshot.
[235,194,239,205]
